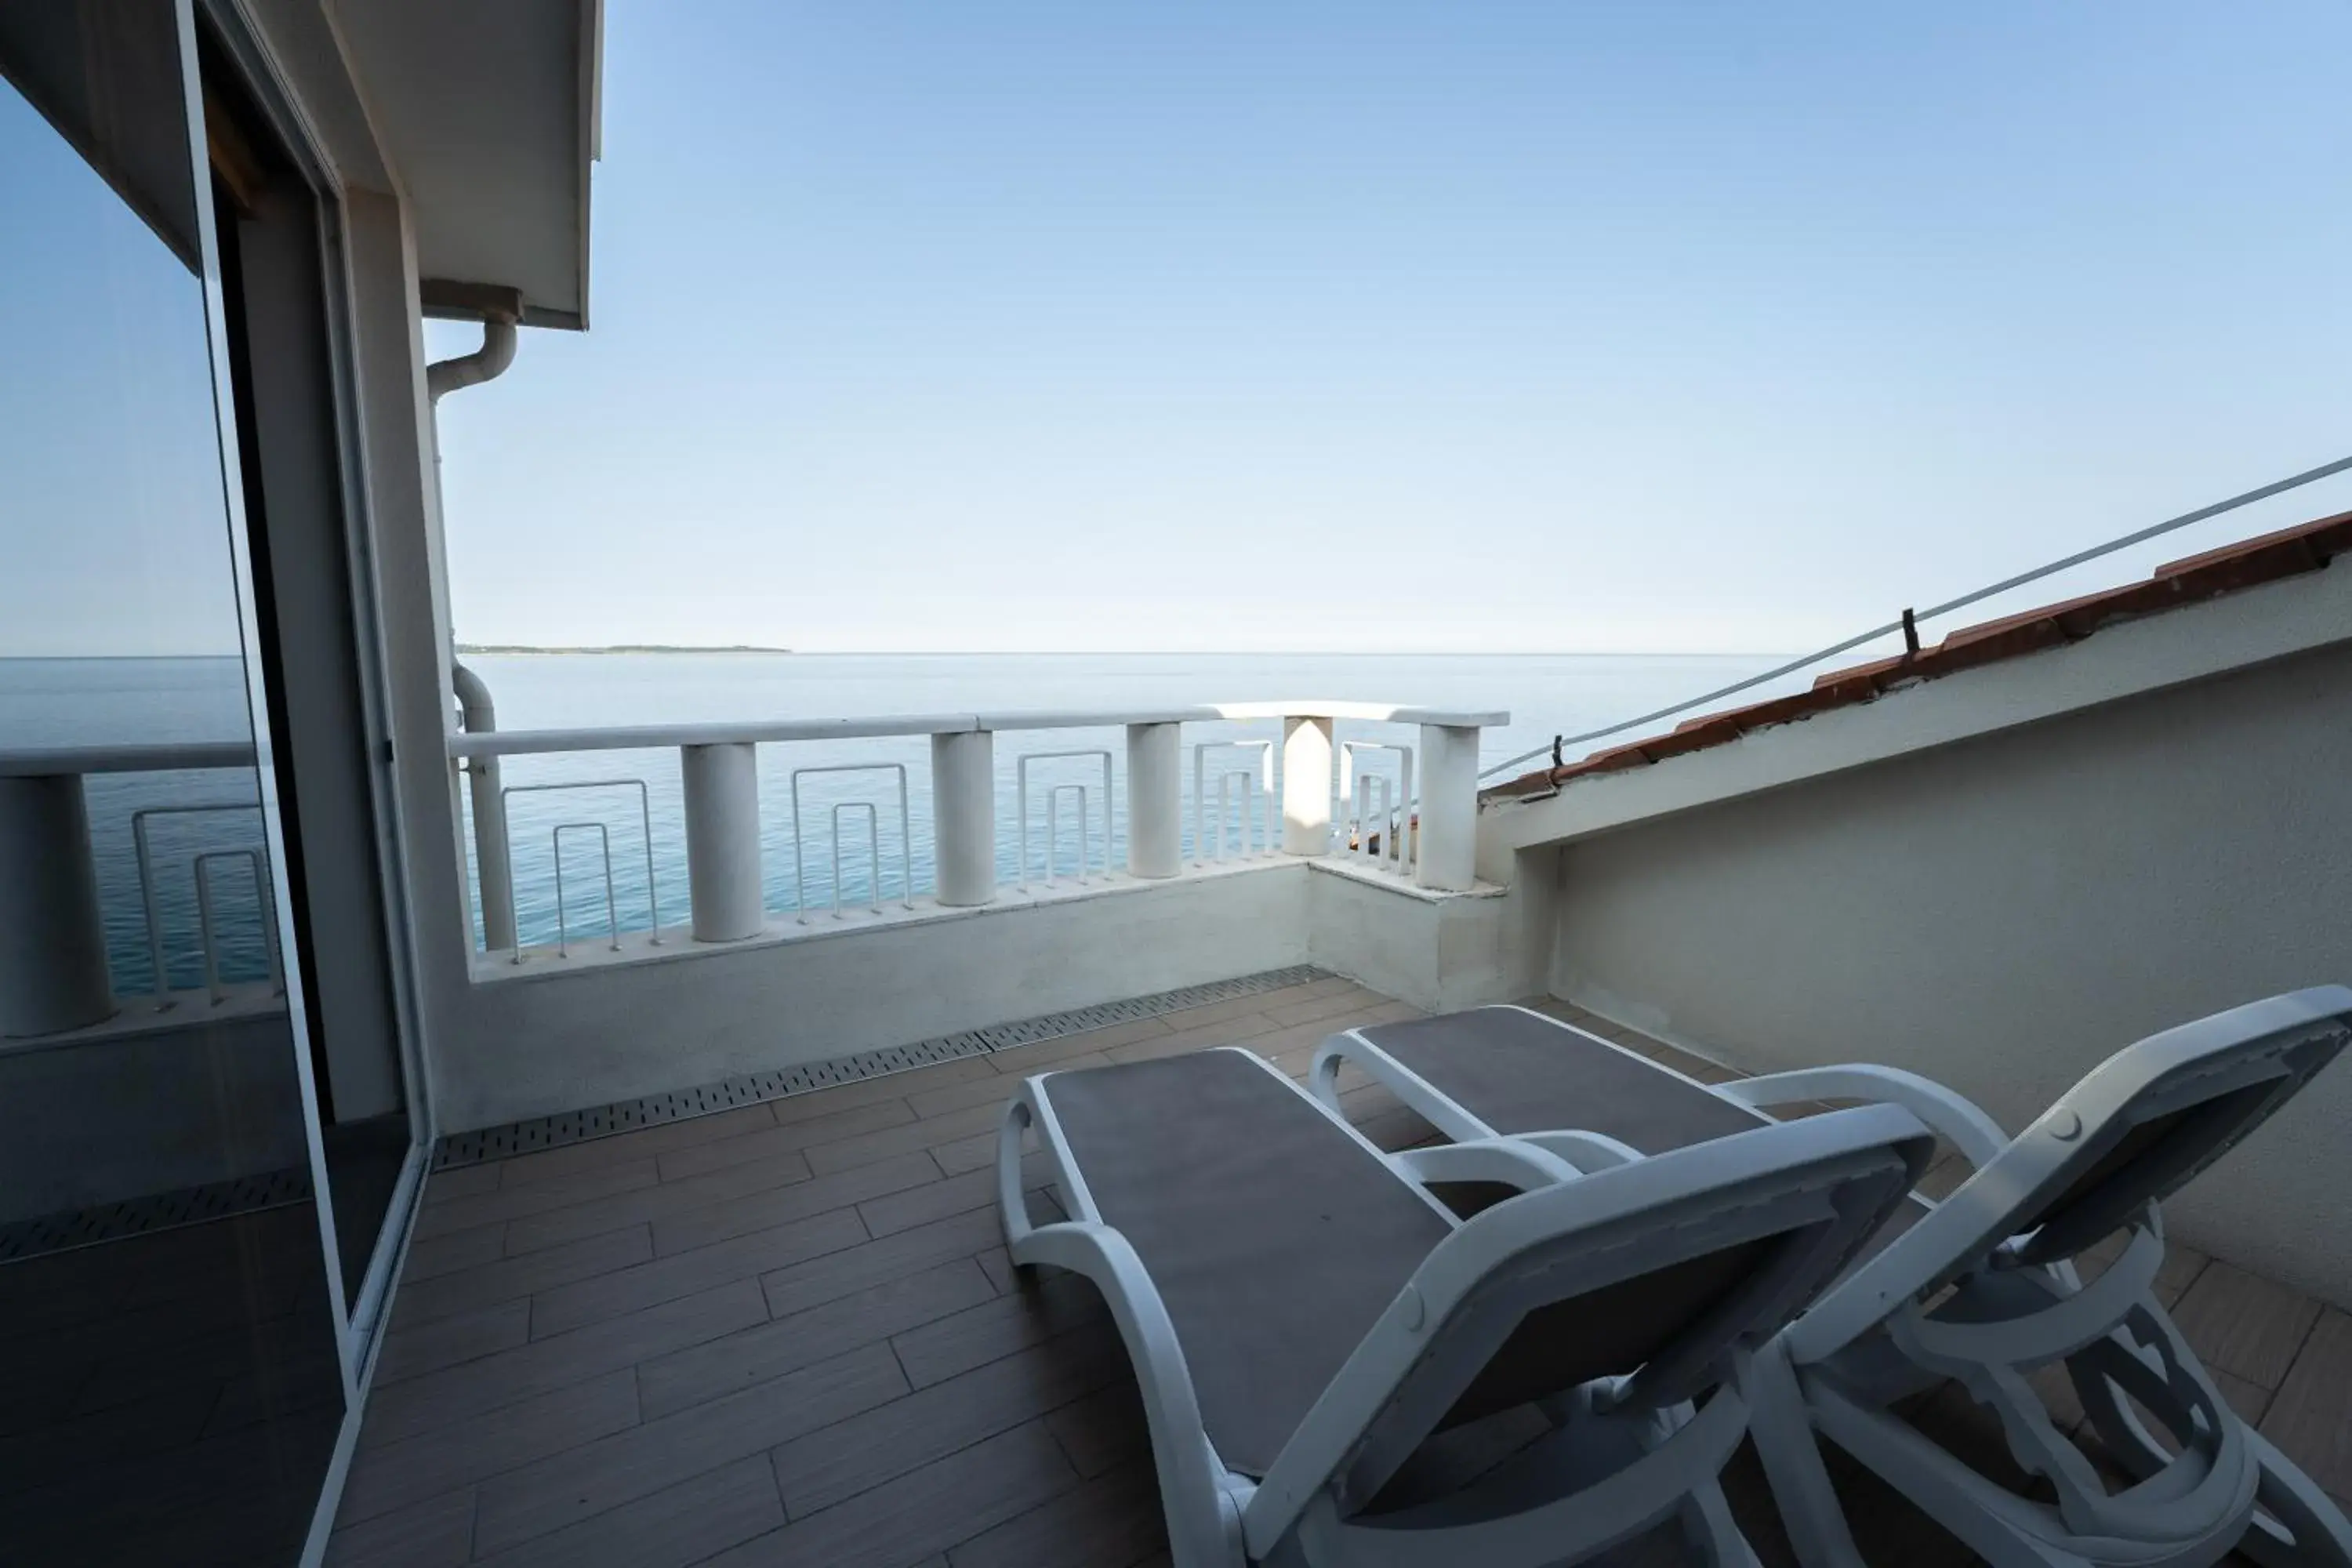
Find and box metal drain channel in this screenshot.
[0,1164,314,1265]
[432,964,1330,1171]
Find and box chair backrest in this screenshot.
[1247,1104,1933,1533]
[1955,986,2351,1277]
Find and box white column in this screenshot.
[1281,715,1334,856]
[932,730,996,906]
[1415,723,1480,892]
[0,775,116,1036]
[681,742,764,941]
[1125,722,1182,878]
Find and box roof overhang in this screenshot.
[332,0,601,328]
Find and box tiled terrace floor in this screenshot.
[328,978,2352,1567]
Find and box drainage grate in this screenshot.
[0,1163,314,1265]
[434,964,1328,1171]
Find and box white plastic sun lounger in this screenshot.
[996,1045,1934,1568]
[1312,990,2352,1568]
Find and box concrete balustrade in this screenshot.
[445,699,1508,961]
[0,743,261,1039]
[931,731,996,907]
[1124,721,1182,878]
[681,742,763,940]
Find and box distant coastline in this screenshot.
[454,642,792,655]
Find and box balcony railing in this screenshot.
[450,700,1506,962]
[0,742,279,1039]
[0,697,1507,1037]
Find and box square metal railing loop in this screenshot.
[1014,748,1115,891]
[788,762,915,924]
[549,821,622,957]
[191,848,281,1004]
[499,778,662,962]
[130,800,268,1005]
[1338,739,1416,873]
[1190,739,1275,865]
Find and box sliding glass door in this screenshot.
[1,3,426,1560]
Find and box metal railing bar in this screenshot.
[132,802,264,1004]
[789,763,913,924]
[1479,450,2352,782]
[498,779,660,961]
[1017,750,1114,891]
[549,821,620,957]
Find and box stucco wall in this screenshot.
[434,866,1315,1131]
[1549,637,2352,1306]
[0,1012,308,1221]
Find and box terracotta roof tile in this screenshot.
[1486,506,2352,801]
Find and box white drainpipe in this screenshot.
[429,314,519,952]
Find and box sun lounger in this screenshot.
[996,1044,1934,1567]
[1312,991,2352,1568]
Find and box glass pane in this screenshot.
[0,11,343,1565]
[204,60,416,1311]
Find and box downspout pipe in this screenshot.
[427,318,516,403]
[429,311,520,952]
[450,660,514,953]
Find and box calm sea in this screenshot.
[3,652,1789,971]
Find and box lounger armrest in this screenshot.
[1396,1137,1583,1192]
[1718,1065,2009,1171]
[1014,1219,1247,1561]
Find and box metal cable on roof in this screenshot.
[1477,450,2352,782]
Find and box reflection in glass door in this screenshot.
[201,29,424,1319]
[0,5,346,1562]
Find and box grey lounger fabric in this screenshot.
[1044,1049,1452,1476]
[1350,1007,1767,1152]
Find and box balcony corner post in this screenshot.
[0,774,116,1036]
[1414,723,1480,892]
[1280,714,1334,856]
[932,730,996,906]
[1125,722,1182,877]
[681,742,765,940]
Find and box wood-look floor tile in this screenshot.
[470,1454,784,1568]
[890,1271,1105,1389]
[338,1367,638,1526]
[1261,985,1385,1029]
[413,1160,661,1241]
[502,1147,815,1257]
[766,1057,996,1124]
[365,1280,768,1446]
[401,1221,508,1283]
[2172,1261,2321,1389]
[946,1459,1163,1568]
[2259,1308,2352,1504]
[985,1015,1177,1072]
[651,1150,939,1256]
[801,1101,1011,1176]
[656,1098,918,1182]
[772,1320,1123,1517]
[638,1259,996,1421]
[470,1344,906,1556]
[393,1225,655,1329]
[759,1206,1004,1319]
[372,1297,532,1386]
[1044,1379,1149,1480]
[707,1421,1080,1568]
[322,1486,476,1567]
[529,1208,868,1338]
[495,1105,782,1189]
[423,1163,502,1204]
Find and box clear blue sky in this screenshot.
[11,5,2352,655]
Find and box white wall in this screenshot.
[1548,637,2352,1306]
[0,1013,308,1221]
[1308,858,1549,1013]
[434,867,1314,1131]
